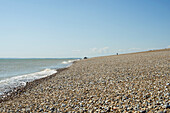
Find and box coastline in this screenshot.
[0,49,169,112]
[0,59,79,102]
[0,67,69,103]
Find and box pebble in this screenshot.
[0,49,170,112]
[61,104,66,107]
[25,108,31,112]
[166,83,170,86]
[165,105,170,109]
[39,109,43,112]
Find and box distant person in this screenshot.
[117,53,119,55]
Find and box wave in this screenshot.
[0,68,57,95]
[0,59,80,96]
[62,59,80,64]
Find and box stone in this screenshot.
[26,108,31,112]
[165,105,170,109]
[50,107,55,111]
[61,104,66,107]
[39,109,43,112]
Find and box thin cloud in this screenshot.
[128,48,141,51]
[115,48,142,53]
[91,48,98,52]
[91,47,110,54]
[72,50,80,52]
[117,49,126,52]
[98,47,109,53]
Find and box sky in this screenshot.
[0,0,170,58]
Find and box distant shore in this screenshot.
[0,48,169,112]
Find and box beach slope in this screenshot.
[0,49,170,112]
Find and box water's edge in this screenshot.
[0,60,78,103]
[0,67,68,103]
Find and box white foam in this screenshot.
[62,61,68,64]
[62,59,80,64]
[0,68,57,95]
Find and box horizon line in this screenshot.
[0,58,81,59]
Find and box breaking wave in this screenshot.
[0,68,57,95]
[62,59,79,64]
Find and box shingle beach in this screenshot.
[0,49,170,112]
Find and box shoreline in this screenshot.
[0,67,69,103]
[0,49,169,103]
[0,49,169,112]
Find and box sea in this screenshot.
[0,58,79,95]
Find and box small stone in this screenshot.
[112,107,118,110]
[157,110,163,113]
[166,83,170,86]
[89,100,93,103]
[80,103,83,107]
[101,110,105,113]
[163,109,167,113]
[145,93,151,99]
[61,104,66,107]
[157,102,161,105]
[166,93,170,96]
[39,109,43,112]
[89,109,94,113]
[105,107,110,112]
[148,106,152,109]
[26,108,31,112]
[50,107,55,111]
[46,106,49,109]
[22,108,26,112]
[127,107,133,111]
[165,105,170,109]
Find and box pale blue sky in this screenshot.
[0,0,170,58]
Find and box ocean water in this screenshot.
[0,58,79,95]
